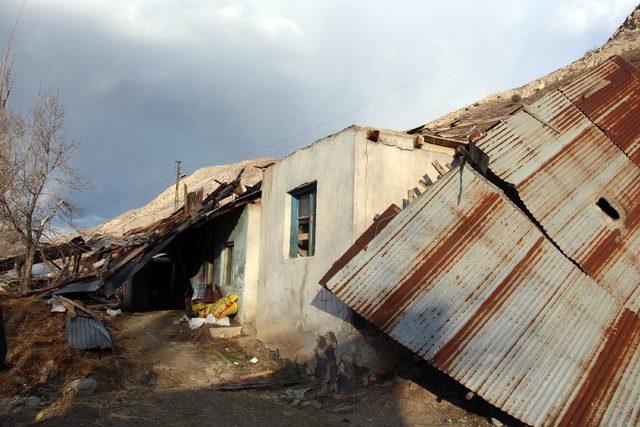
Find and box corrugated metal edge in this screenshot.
[66,316,112,350]
[324,164,623,426]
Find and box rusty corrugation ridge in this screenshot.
[325,164,623,426]
[477,91,589,186]
[561,56,640,166]
[476,87,640,313]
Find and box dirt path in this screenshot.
[111,310,283,389]
[2,311,509,426]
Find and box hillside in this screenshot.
[91,158,276,236]
[411,4,640,139]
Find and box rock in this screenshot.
[209,326,243,339]
[332,404,355,414]
[135,371,157,387]
[491,418,504,426]
[15,396,45,407]
[285,386,311,401]
[0,397,15,413]
[114,359,127,372]
[219,372,235,382]
[68,378,99,396]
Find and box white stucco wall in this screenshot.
[257,128,357,360]
[353,128,456,237]
[256,125,455,375]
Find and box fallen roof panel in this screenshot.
[323,164,640,425]
[66,316,112,350]
[561,56,640,165]
[476,85,640,312]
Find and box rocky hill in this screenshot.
[413,3,640,138]
[91,158,276,236]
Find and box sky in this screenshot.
[0,0,637,228]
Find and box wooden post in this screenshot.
[174,160,182,212]
[183,183,189,213]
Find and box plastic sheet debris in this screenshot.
[47,297,67,313]
[188,314,231,330]
[190,265,206,300]
[106,308,121,317]
[249,357,258,364]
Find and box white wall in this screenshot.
[256,125,455,377]
[353,128,456,237]
[257,128,358,361]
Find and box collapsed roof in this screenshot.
[0,170,262,298]
[322,56,640,425]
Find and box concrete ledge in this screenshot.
[209,326,243,339]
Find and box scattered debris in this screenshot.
[188,314,230,330]
[106,308,121,317]
[249,357,258,364]
[46,297,66,313]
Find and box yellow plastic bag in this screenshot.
[191,302,213,318]
[210,294,239,319]
[192,294,239,319]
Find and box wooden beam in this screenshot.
[432,159,449,177]
[183,183,189,214]
[422,134,467,149]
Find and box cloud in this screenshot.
[0,0,636,225]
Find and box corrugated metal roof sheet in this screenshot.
[324,57,640,425]
[323,164,639,425]
[66,316,112,350]
[476,85,640,313]
[561,56,640,165]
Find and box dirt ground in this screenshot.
[1,309,514,426]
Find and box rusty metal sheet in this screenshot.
[476,87,640,313]
[324,164,635,425]
[561,56,640,165]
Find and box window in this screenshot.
[221,242,234,285]
[289,182,317,257]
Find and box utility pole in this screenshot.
[174,160,182,212]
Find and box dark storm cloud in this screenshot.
[0,0,636,226]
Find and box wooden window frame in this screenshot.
[289,182,317,258]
